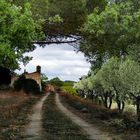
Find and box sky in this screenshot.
[16,44,91,81]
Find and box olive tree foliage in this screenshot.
[88,75,105,104]
[0,0,43,70]
[74,76,88,98]
[119,59,140,118]
[119,59,140,96]
[74,57,140,115]
[95,58,120,109]
[75,57,120,109]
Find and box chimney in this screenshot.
[36,65,41,73]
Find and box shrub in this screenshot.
[14,75,40,94]
[107,119,126,132]
[14,75,26,91]
[0,85,11,90]
[23,79,40,94]
[122,112,140,130]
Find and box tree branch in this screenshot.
[32,35,81,45]
[32,33,82,45]
[32,39,80,44]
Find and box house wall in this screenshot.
[10,76,18,87]
[25,72,42,91]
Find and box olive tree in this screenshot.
[119,58,140,120]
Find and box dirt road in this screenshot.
[56,93,112,140]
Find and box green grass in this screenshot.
[61,86,77,95]
[61,82,77,95]
[42,92,88,140]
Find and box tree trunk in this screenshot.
[112,85,124,113]
[129,93,140,121]
[108,96,113,109]
[104,95,108,108]
[136,96,140,121]
[108,91,113,109]
[121,101,125,113]
[102,93,108,108]
[117,101,125,113]
[91,91,94,102]
[117,100,121,112]
[95,95,99,103]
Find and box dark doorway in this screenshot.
[0,66,11,86]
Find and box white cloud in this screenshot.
[16,44,90,81]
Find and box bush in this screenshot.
[107,119,126,132]
[122,112,140,130]
[14,75,40,94]
[107,112,140,132]
[14,75,26,91]
[23,79,40,94]
[0,85,11,90]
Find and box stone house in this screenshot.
[11,66,42,91]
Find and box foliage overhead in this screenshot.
[46,0,107,38]
[0,0,43,70]
[80,0,140,69]
[0,0,107,70]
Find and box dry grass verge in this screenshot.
[0,90,41,140]
[59,92,140,140]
